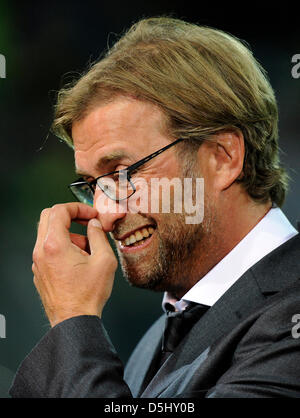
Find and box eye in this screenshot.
[112,172,120,182]
[80,175,94,183]
[114,170,129,182]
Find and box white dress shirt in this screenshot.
[163,207,298,312]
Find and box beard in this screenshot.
[114,195,217,298]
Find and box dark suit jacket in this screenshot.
[10,233,300,398]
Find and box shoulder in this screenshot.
[232,278,300,362]
[206,280,300,397]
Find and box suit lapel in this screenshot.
[141,270,265,397]
[124,315,165,396]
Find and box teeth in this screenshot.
[135,231,143,241]
[121,226,155,247]
[129,235,136,244]
[142,228,149,238]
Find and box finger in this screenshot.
[32,262,38,275]
[47,203,98,246]
[87,218,114,256]
[34,208,51,254]
[70,232,89,252]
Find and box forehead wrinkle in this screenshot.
[73,97,172,177]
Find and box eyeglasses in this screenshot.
[68,137,185,206]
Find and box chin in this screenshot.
[119,257,165,291]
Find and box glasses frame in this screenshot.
[69,137,185,203]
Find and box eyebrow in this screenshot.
[75,150,130,177]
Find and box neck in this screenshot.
[174,195,272,299]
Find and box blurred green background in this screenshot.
[0,0,299,397]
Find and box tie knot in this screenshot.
[162,303,209,353]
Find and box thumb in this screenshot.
[87,218,111,256]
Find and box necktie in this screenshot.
[158,302,210,368]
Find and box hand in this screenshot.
[32,203,118,327]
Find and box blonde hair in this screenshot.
[52,16,288,206]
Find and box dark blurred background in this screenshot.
[0,0,299,396]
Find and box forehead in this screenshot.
[72,97,169,158]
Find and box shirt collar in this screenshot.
[162,207,298,311]
[162,292,189,313]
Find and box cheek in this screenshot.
[204,177,218,203]
[130,177,183,217]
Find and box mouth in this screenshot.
[117,225,156,253]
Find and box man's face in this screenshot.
[72,96,216,297]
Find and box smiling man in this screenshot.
[10,17,300,398]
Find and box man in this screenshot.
[10,17,300,398]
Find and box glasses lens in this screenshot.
[97,171,135,201]
[70,183,94,206]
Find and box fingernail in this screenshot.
[89,218,102,229]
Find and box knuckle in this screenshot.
[43,237,60,255]
[51,203,64,213]
[102,252,118,270]
[32,248,40,264]
[51,203,72,219]
[40,208,50,219]
[36,208,50,231]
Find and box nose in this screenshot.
[93,188,127,233]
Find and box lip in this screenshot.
[117,230,155,253]
[114,224,156,241]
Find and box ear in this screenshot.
[199,130,245,192]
